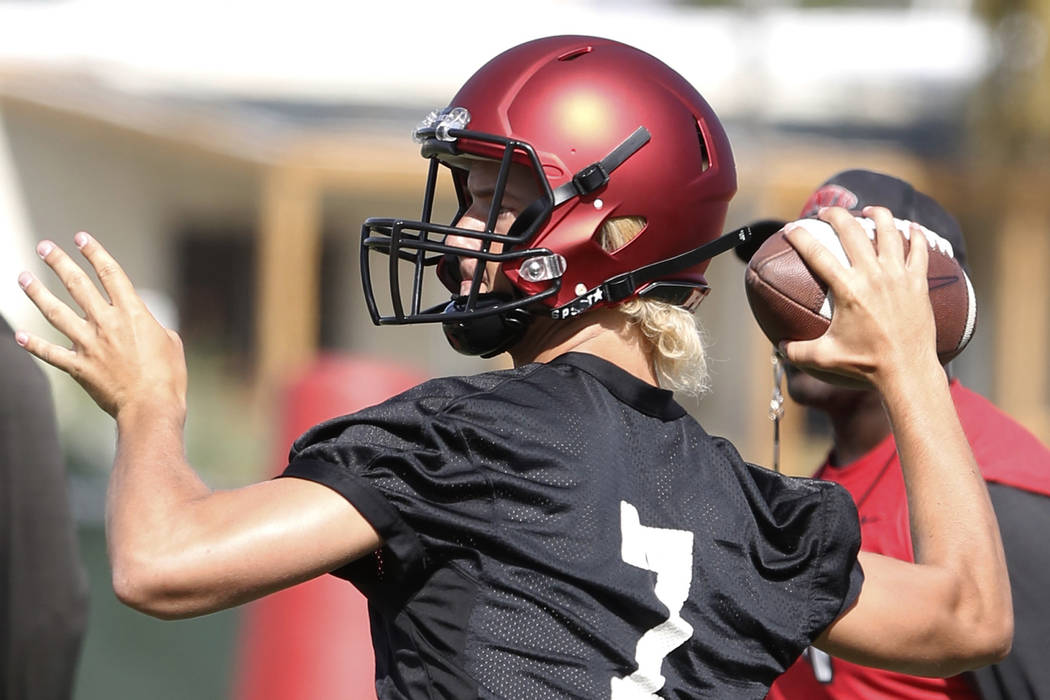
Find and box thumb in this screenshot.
[779,337,827,368]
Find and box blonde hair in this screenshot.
[599,217,709,396]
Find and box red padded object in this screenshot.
[745,217,976,385]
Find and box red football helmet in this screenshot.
[361,35,742,357]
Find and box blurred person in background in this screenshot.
[0,311,88,700]
[10,38,1014,698]
[746,170,1050,700]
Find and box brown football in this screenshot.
[744,216,976,386]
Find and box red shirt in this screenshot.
[768,381,1050,700]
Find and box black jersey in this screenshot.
[282,352,863,699]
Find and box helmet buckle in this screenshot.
[571,163,610,196]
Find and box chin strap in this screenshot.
[769,349,785,473]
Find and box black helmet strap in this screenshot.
[551,126,651,206]
[551,225,757,319]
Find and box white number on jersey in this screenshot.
[611,501,695,699]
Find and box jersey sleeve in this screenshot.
[279,385,479,586]
[802,481,865,640]
[739,454,865,659]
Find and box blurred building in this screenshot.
[5,0,1041,463]
[1,0,1048,695]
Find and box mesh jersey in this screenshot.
[282,352,863,699]
[769,380,1050,700]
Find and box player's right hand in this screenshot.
[15,233,187,420]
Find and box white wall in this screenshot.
[0,107,43,331]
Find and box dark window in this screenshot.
[176,228,256,369]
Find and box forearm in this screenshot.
[877,360,1012,661]
[106,403,382,620]
[818,361,1012,674]
[107,403,212,608]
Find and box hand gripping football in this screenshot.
[744,216,977,377]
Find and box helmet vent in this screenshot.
[695,121,711,172]
[598,216,647,253]
[557,46,593,61]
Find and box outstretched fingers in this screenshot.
[17,270,89,347]
[73,232,138,307]
[35,238,109,318]
[14,327,79,374]
[16,232,188,419]
[17,232,137,387]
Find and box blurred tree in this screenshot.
[969,0,1050,440]
[973,0,1050,155]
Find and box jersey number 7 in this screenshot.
[611,501,695,699]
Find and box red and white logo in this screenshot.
[799,185,859,217]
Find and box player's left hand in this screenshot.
[779,205,939,390]
[15,233,187,420]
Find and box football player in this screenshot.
[14,37,1010,698]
